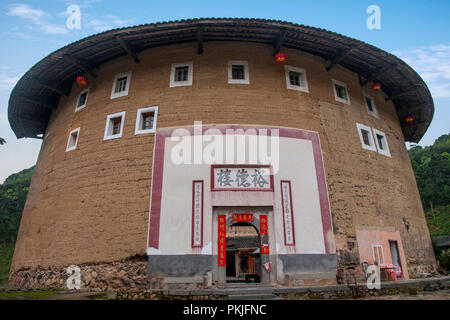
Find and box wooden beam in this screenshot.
[197,27,204,55]
[273,28,287,55]
[19,96,56,109]
[116,36,140,63]
[360,64,397,86]
[63,55,97,78]
[385,84,424,101]
[32,80,68,96]
[326,47,358,72]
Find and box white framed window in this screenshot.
[332,79,350,104]
[111,71,131,99]
[228,60,249,84]
[284,65,309,92]
[170,62,193,87]
[372,244,385,266]
[104,111,126,141]
[135,106,158,135]
[372,128,391,157]
[356,123,376,151]
[364,94,378,117]
[66,127,80,152]
[75,89,89,112]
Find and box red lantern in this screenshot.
[76,76,88,87]
[371,83,382,91]
[405,115,414,124]
[274,52,287,66]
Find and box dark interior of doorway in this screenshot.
[226,222,261,283]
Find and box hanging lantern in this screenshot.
[76,75,88,87]
[274,52,287,66]
[405,115,414,124]
[371,83,382,91]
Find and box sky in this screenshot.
[0,0,449,183]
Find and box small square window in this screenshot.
[111,72,131,99]
[372,244,385,266]
[373,128,391,157]
[364,94,378,117]
[332,79,350,104]
[284,65,309,92]
[135,106,159,135]
[66,128,80,152]
[104,111,126,140]
[356,123,376,151]
[175,67,189,82]
[232,65,244,80]
[170,62,193,87]
[228,61,249,84]
[75,89,89,111]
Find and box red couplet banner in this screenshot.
[260,215,268,235]
[218,215,226,266]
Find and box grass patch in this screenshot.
[425,204,450,238]
[0,290,62,300]
[0,242,15,286]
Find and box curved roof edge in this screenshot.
[8,18,434,142]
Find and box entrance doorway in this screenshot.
[389,240,403,272]
[226,222,261,283]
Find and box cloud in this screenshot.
[88,14,135,32]
[6,4,68,35]
[392,44,450,98]
[0,76,20,91]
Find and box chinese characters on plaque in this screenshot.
[232,213,253,222]
[281,181,295,245]
[218,215,226,266]
[192,181,203,247]
[213,166,272,190]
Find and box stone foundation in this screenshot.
[9,255,209,292]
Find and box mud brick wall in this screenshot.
[10,41,436,282]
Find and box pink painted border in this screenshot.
[147,125,334,253]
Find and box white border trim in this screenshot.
[169,62,193,87]
[332,79,350,105]
[372,244,385,266]
[110,71,131,99]
[227,60,250,84]
[104,111,126,141]
[372,128,391,157]
[364,93,378,118]
[356,123,376,152]
[66,127,80,152]
[135,106,159,135]
[284,65,309,92]
[75,89,89,112]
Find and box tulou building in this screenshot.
[8,18,437,290]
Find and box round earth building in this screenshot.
[8,18,437,290]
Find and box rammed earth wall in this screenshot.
[10,41,436,288]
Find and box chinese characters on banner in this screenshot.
[232,213,253,222]
[218,215,226,266]
[213,166,272,190]
[261,244,269,254]
[192,181,203,247]
[281,181,295,245]
[260,215,268,235]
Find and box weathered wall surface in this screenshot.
[10,41,436,281]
